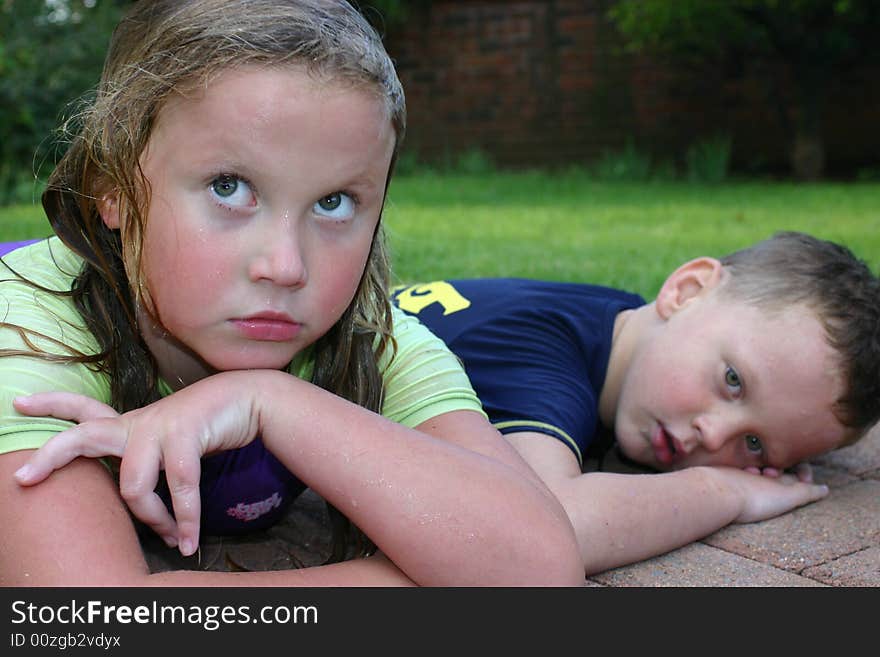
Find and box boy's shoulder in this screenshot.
[393,278,645,320]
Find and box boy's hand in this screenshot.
[12,376,260,556]
[743,461,814,483]
[713,466,828,524]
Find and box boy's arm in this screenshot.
[508,432,829,574]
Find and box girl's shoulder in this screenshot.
[0,237,96,352]
[386,304,451,359]
[380,305,483,421]
[1,237,82,290]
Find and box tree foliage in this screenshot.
[608,0,880,179]
[0,0,425,205]
[0,0,127,203]
[351,0,432,32]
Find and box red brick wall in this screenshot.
[384,0,879,176]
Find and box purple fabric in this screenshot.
[0,239,40,257]
[158,439,307,535]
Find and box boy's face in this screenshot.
[101,66,394,384]
[614,270,847,473]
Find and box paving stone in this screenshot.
[810,464,858,488]
[590,543,825,587]
[705,479,880,573]
[802,547,880,587]
[140,454,879,586]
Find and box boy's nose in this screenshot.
[691,414,731,453]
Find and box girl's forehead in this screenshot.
[156,64,390,124]
[141,64,395,185]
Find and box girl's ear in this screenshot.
[655,257,723,320]
[96,192,121,229]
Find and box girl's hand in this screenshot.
[13,378,260,556]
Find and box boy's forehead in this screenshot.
[769,413,847,468]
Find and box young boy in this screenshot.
[392,231,880,574]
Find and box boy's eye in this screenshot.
[724,365,743,395]
[314,192,355,221]
[745,434,763,454]
[210,175,255,208]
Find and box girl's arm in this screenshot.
[0,448,416,586]
[13,370,583,586]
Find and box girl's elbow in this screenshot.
[506,509,584,586]
[536,522,585,586]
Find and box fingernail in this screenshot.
[14,465,31,481]
[163,535,178,548]
[180,539,195,556]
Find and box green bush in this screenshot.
[686,135,732,183]
[453,148,495,175]
[593,141,653,182]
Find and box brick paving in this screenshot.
[144,424,880,587]
[587,424,880,587]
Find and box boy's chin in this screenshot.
[613,440,667,472]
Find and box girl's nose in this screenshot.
[248,225,307,288]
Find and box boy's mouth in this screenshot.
[650,423,680,466]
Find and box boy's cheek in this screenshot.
[612,422,656,469]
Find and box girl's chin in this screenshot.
[206,350,300,373]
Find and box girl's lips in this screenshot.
[232,313,300,341]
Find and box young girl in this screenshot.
[0,0,582,586]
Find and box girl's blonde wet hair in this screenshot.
[39,0,405,410]
[24,0,406,560]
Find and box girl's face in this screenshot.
[111,66,395,385]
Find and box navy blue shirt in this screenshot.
[392,279,645,465]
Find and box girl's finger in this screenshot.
[118,432,167,537]
[124,490,182,550]
[14,420,127,485]
[13,392,118,423]
[161,436,204,556]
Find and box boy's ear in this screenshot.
[655,257,723,320]
[96,192,121,229]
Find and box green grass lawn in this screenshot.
[385,172,880,298]
[3,171,879,299]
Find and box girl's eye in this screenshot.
[724,365,743,396]
[745,434,763,454]
[314,192,355,221]
[210,175,255,208]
